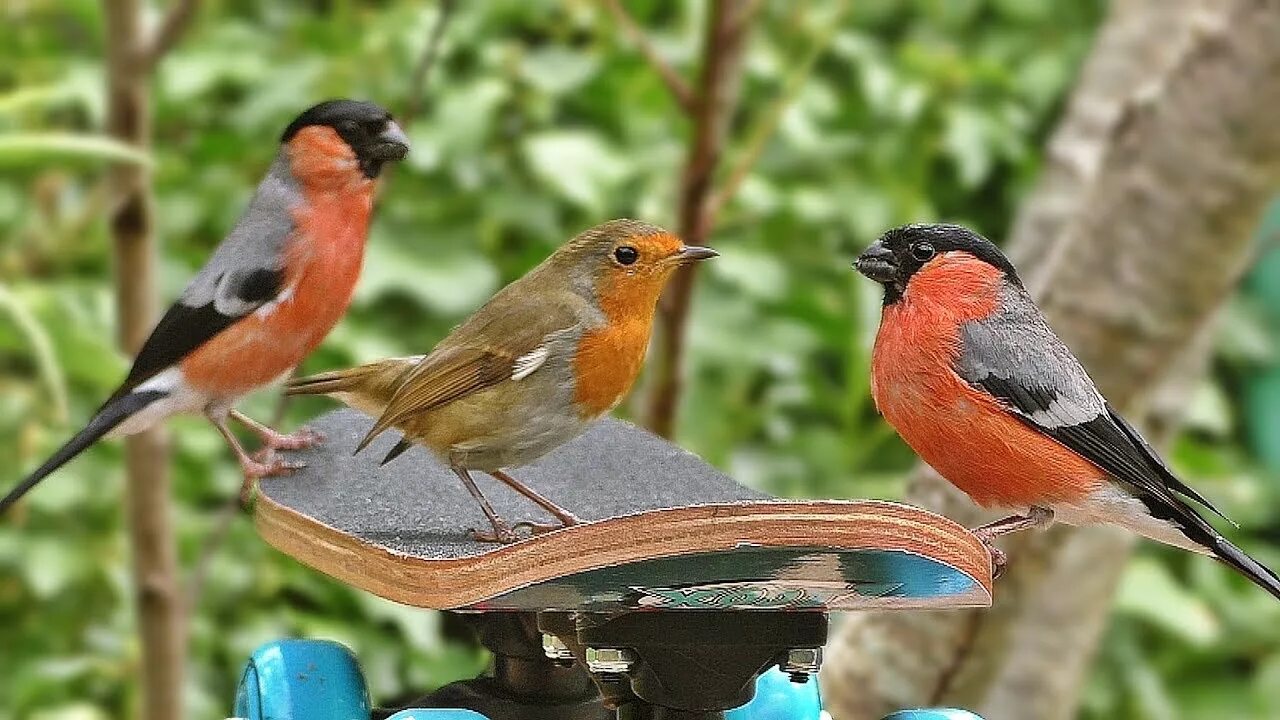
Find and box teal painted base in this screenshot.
[233,639,371,720]
[727,668,822,720]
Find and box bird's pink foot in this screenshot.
[261,426,326,452]
[469,521,521,544]
[237,455,305,508]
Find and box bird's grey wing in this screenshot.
[113,157,300,399]
[955,287,1231,526]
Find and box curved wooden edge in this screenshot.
[254,496,994,610]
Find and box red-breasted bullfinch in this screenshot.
[856,223,1280,599]
[1,99,409,512]
[284,220,717,542]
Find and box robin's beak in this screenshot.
[369,120,411,161]
[676,245,719,264]
[854,241,898,284]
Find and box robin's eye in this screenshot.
[614,246,639,265]
[911,242,936,262]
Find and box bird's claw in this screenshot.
[468,518,569,543]
[512,519,565,536]
[469,524,521,544]
[264,426,326,452]
[973,532,1008,580]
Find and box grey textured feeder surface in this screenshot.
[259,409,770,560]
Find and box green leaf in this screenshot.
[0,133,151,167]
[1115,557,1220,646]
[523,131,629,212]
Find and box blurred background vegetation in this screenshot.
[2,1,1279,718]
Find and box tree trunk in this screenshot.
[103,1,186,718]
[823,1,1280,718]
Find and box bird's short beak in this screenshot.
[854,241,898,283]
[370,121,411,161]
[676,245,719,263]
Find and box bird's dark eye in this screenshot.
[614,246,639,265]
[911,242,936,262]
[363,119,384,135]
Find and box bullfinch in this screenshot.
[284,219,717,542]
[856,223,1280,599]
[1,99,410,512]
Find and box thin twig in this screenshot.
[604,0,695,114]
[402,0,456,125]
[644,0,752,437]
[141,0,200,72]
[707,0,850,223]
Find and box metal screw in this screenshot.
[542,634,576,666]
[781,647,822,683]
[585,647,636,676]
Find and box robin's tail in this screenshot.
[285,356,421,417]
[1,390,165,514]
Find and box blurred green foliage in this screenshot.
[1,1,1278,718]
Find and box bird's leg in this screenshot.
[452,467,519,544]
[970,506,1055,579]
[208,413,304,507]
[487,469,582,533]
[229,409,325,459]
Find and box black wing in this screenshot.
[956,295,1230,526]
[958,291,1280,600]
[106,160,300,403]
[111,267,283,401]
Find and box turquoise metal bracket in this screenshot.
[233,639,371,720]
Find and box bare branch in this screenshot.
[103,1,186,718]
[604,0,695,114]
[643,0,752,437]
[707,0,850,223]
[403,0,456,126]
[141,0,200,72]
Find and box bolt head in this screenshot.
[585,647,636,675]
[781,647,823,675]
[542,634,575,663]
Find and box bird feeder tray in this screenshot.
[254,409,992,612]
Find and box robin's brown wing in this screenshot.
[355,287,589,452]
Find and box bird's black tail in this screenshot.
[1208,533,1280,601]
[0,390,165,514]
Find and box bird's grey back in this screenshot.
[178,154,300,312]
[955,284,1105,428]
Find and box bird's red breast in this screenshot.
[181,127,376,396]
[572,232,683,417]
[870,252,1105,508]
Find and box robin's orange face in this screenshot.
[594,231,716,309]
[570,229,715,417]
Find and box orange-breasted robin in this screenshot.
[286,219,716,542]
[855,223,1280,598]
[1,99,410,513]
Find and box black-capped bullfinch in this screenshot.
[1,98,410,512]
[856,223,1280,599]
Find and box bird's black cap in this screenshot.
[280,99,410,178]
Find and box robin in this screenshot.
[2,99,410,513]
[856,222,1280,598]
[286,219,717,542]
